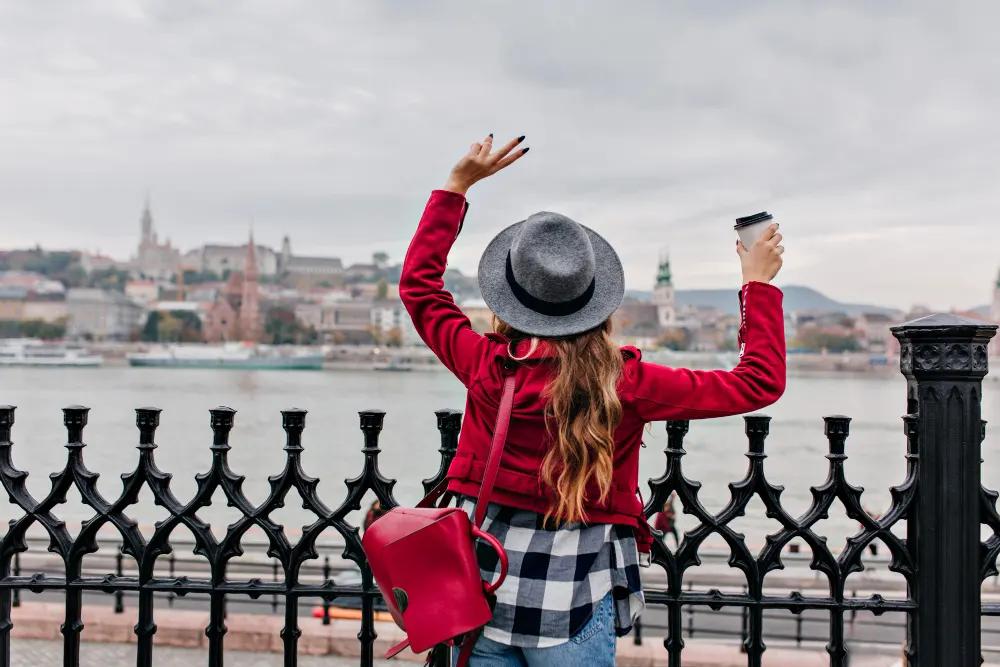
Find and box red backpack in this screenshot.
[362,361,517,665]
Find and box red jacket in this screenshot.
[400,190,786,552]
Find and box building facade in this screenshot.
[184,243,280,279]
[65,288,145,341]
[125,281,161,305]
[79,253,119,274]
[370,301,420,346]
[295,299,374,343]
[21,299,68,323]
[853,312,901,355]
[277,235,345,289]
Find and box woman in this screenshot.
[400,134,786,666]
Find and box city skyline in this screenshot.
[1,2,998,311]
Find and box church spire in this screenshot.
[244,228,259,282]
[239,227,261,342]
[140,195,155,246]
[656,252,672,287]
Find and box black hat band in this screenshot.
[505,251,596,317]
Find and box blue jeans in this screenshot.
[455,592,616,667]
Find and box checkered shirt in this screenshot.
[457,496,646,648]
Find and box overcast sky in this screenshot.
[1,1,997,310]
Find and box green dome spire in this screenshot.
[656,254,672,287]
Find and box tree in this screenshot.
[657,328,691,351]
[264,306,317,345]
[170,311,202,342]
[366,325,383,346]
[384,327,404,347]
[15,318,67,340]
[178,269,220,285]
[792,330,862,353]
[373,252,390,268]
[141,312,161,342]
[376,278,388,301]
[157,313,183,342]
[141,310,201,343]
[88,268,130,292]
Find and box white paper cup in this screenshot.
[735,212,774,248]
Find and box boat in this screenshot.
[126,343,324,370]
[0,339,103,367]
[373,357,414,372]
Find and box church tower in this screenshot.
[239,231,262,343]
[653,253,676,327]
[140,197,156,248]
[279,235,292,275]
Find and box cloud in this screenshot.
[0,0,997,309]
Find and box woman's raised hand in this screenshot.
[737,223,784,285]
[443,134,529,196]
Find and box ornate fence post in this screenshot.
[892,313,997,665]
[206,406,237,667]
[0,406,14,667]
[61,405,90,667]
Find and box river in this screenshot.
[2,365,999,560]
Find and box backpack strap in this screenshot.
[474,357,518,528]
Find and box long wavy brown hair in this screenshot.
[494,316,623,524]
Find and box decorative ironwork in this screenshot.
[642,414,916,667]
[0,313,996,667]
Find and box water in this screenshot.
[2,366,998,558]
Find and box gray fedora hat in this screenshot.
[478,211,625,338]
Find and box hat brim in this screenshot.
[477,220,625,338]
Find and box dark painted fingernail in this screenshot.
[489,133,493,139]
[517,135,525,143]
[522,147,529,154]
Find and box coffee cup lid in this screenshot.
[734,212,773,230]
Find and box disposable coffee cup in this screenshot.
[735,212,774,248]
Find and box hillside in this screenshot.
[625,285,901,317]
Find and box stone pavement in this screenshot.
[9,637,907,667]
[2,601,950,666]
[9,637,392,666]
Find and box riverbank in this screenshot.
[72,341,905,374]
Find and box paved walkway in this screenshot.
[6,636,910,667]
[9,638,393,666]
[3,602,932,667]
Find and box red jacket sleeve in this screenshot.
[623,282,786,420]
[399,190,493,387]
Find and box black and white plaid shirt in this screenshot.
[457,496,645,648]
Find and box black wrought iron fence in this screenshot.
[0,312,998,667]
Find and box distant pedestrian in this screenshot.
[363,500,388,533]
[862,506,881,556]
[654,493,680,548]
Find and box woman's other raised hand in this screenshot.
[443,134,529,196]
